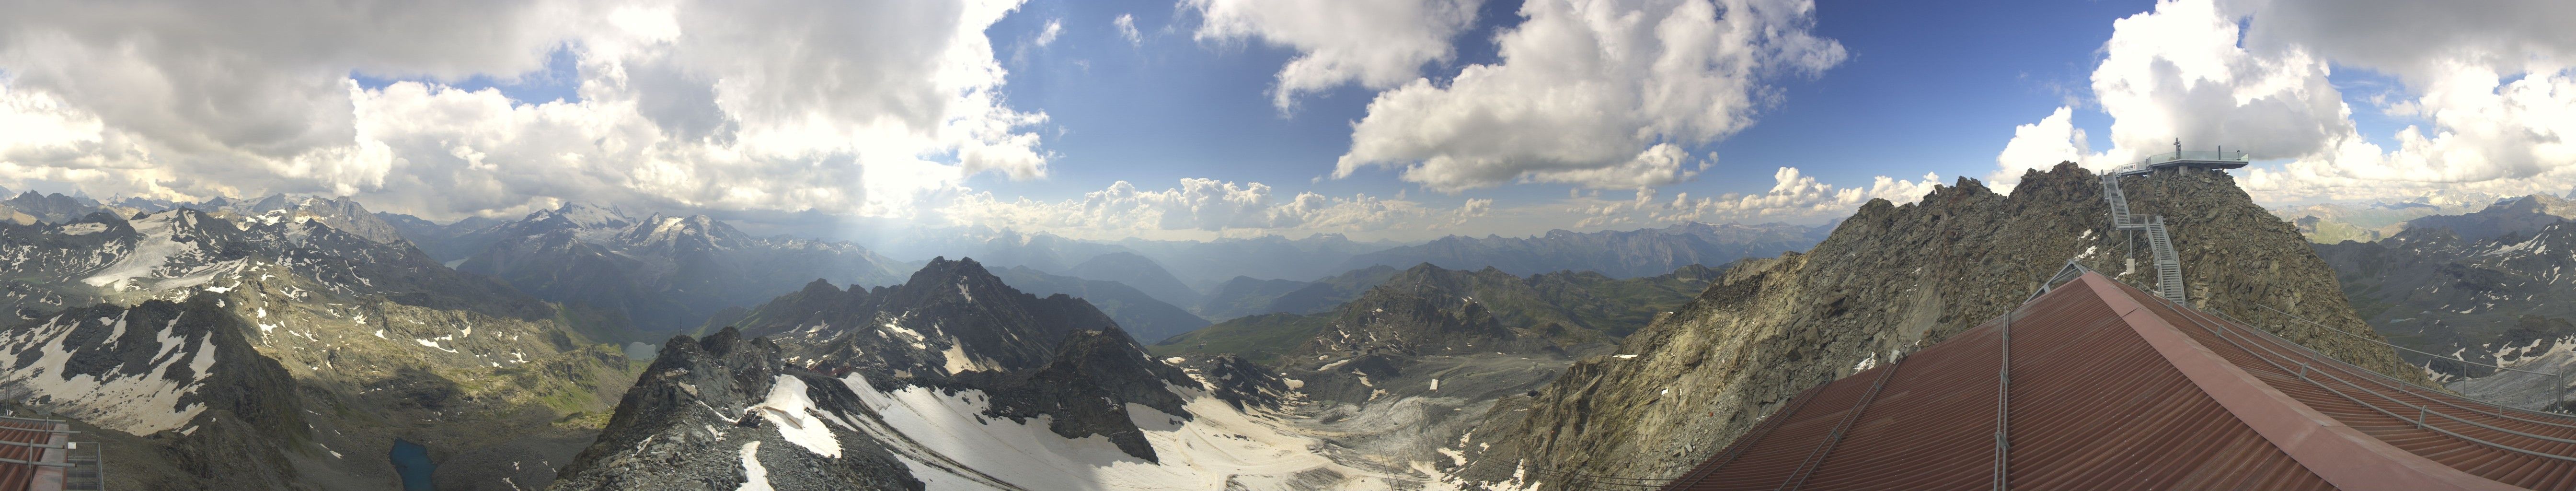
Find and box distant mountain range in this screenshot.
[386,203,909,334]
[553,257,1375,490]
[2270,190,2543,243]
[1194,265,1402,322]
[989,265,1210,344]
[2315,194,2576,375]
[1151,262,1721,366]
[1336,221,1827,279]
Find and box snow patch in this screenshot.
[842,375,1397,490]
[60,222,108,235]
[0,313,218,434]
[734,441,773,491]
[754,375,842,458]
[941,343,991,374]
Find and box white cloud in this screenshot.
[0,0,1049,221]
[2003,0,2576,203]
[1035,19,1063,47]
[1333,0,1846,192]
[1114,14,1144,47]
[939,178,1454,240]
[1675,167,1942,222]
[1540,167,1937,230]
[1185,0,1483,111]
[1990,106,2100,184]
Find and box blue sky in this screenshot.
[964,0,2156,209]
[4,0,2571,242]
[352,0,2156,207]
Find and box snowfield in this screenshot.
[840,374,1417,491]
[0,311,218,434]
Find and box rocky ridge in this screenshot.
[1455,163,2422,488]
[550,328,922,491]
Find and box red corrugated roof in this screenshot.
[1663,272,2576,491]
[0,416,69,491]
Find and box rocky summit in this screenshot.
[1452,163,2423,489]
[550,328,922,491]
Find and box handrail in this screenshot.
[1677,389,1818,486]
[2212,306,2576,425]
[2138,150,2252,166]
[2145,294,2576,460]
[0,456,72,468]
[1780,357,1903,491]
[1991,308,2013,491]
[2252,304,2552,377]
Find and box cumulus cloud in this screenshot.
[1547,167,1939,229]
[1185,0,1483,111]
[1332,0,1846,192]
[0,0,1048,221]
[940,178,1456,240]
[2000,0,2576,202]
[1672,167,1942,222]
[1114,14,1144,46]
[1035,19,1063,47]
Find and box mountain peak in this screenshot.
[799,278,841,295]
[529,201,632,230]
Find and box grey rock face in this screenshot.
[735,257,1119,379]
[943,326,1200,462]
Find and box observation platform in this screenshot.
[2112,150,2250,175]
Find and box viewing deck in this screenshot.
[2112,150,2251,175]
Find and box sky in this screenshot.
[1,0,2572,242]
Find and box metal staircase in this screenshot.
[2104,175,2142,230]
[2146,215,2185,303]
[2101,174,2186,304]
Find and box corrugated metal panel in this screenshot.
[1665,274,2330,490]
[2001,281,2327,491]
[1662,271,2576,490]
[2117,282,2576,490]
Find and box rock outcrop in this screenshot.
[1459,163,2421,488]
[550,328,922,491]
[944,326,1200,461]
